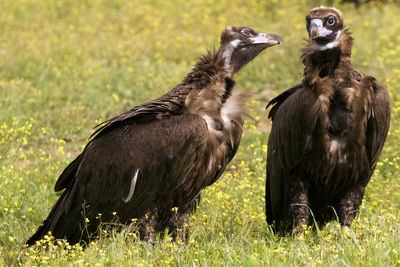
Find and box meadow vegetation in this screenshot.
[0,0,399,265]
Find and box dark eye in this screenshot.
[241,28,252,37]
[326,16,336,26]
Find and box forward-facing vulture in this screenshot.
[265,7,390,231]
[27,27,281,245]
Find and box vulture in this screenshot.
[265,7,390,232]
[27,26,281,246]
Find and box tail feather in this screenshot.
[26,190,66,246]
[26,190,87,246]
[27,152,91,246]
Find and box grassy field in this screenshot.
[1,0,399,265]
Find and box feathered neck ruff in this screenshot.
[182,50,231,90]
[301,28,354,87]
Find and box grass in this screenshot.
[1,0,400,265]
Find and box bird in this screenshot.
[265,6,390,232]
[27,26,281,246]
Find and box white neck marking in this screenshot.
[317,30,341,51]
[222,40,240,73]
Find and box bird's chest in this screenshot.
[318,85,360,146]
[201,94,244,172]
[325,95,355,163]
[327,98,353,136]
[313,86,369,188]
[185,88,245,181]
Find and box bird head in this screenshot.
[306,6,344,50]
[219,26,281,74]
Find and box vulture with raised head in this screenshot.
[27,27,281,245]
[265,7,390,231]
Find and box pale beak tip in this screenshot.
[270,35,282,46]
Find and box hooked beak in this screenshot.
[249,33,282,46]
[309,19,332,39]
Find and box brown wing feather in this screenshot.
[28,114,211,244]
[91,88,189,139]
[266,84,303,120]
[366,81,391,175]
[265,86,319,224]
[53,87,190,194]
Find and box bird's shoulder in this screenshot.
[267,83,317,121]
[371,79,390,107]
[359,75,391,117]
[91,85,191,140]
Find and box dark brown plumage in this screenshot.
[265,7,390,232]
[27,27,281,246]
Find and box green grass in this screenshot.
[1,0,400,265]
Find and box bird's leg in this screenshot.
[169,208,191,245]
[175,212,190,246]
[139,210,158,244]
[288,180,311,232]
[335,185,365,227]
